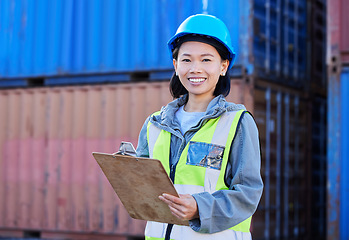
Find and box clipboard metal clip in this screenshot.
[113,141,137,157]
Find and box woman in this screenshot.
[136,14,263,240]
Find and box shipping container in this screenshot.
[306,1,327,237]
[250,81,312,240]
[0,80,255,239]
[310,95,327,239]
[327,67,349,240]
[0,0,310,88]
[253,0,308,84]
[0,77,324,239]
[0,82,173,239]
[327,0,349,238]
[308,0,327,92]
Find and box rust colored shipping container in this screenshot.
[0,80,253,239]
[0,79,315,239]
[0,82,175,239]
[327,0,349,64]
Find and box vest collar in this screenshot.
[150,94,246,134]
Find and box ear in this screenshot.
[221,59,229,73]
[173,59,178,74]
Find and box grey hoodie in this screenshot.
[136,94,263,234]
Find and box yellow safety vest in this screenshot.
[145,109,252,240]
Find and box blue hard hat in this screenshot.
[167,14,236,69]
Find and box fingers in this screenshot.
[158,194,176,206]
[158,193,199,220]
[158,194,188,211]
[159,193,182,204]
[158,194,183,214]
[168,205,184,219]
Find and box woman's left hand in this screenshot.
[159,193,199,220]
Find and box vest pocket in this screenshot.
[187,141,225,170]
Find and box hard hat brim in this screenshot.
[167,32,236,70]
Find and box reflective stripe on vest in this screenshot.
[146,109,252,240]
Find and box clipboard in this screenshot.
[93,146,189,226]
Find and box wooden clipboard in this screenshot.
[93,152,189,226]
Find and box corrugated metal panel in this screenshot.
[0,80,255,238]
[327,0,339,238]
[339,0,349,63]
[327,0,349,238]
[251,83,311,239]
[253,0,308,85]
[327,72,341,240]
[0,0,243,79]
[310,96,327,239]
[228,77,255,112]
[0,82,175,238]
[0,0,309,87]
[340,69,349,240]
[309,0,327,92]
[0,78,326,239]
[327,0,349,64]
[327,68,349,240]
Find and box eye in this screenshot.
[182,58,191,62]
[202,58,211,62]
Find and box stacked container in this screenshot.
[251,83,311,239]
[0,0,328,239]
[0,83,171,240]
[308,0,327,239]
[1,0,308,87]
[327,0,349,239]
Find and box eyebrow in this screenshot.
[181,53,215,57]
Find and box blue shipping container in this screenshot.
[328,68,349,240]
[340,68,349,239]
[0,0,308,87]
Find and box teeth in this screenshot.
[189,78,205,83]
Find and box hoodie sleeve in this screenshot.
[190,113,264,233]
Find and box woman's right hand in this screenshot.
[159,193,199,220]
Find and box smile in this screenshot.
[188,78,206,83]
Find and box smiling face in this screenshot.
[173,41,229,101]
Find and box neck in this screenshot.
[184,94,215,112]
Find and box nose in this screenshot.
[189,61,203,73]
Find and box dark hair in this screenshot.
[169,37,231,99]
